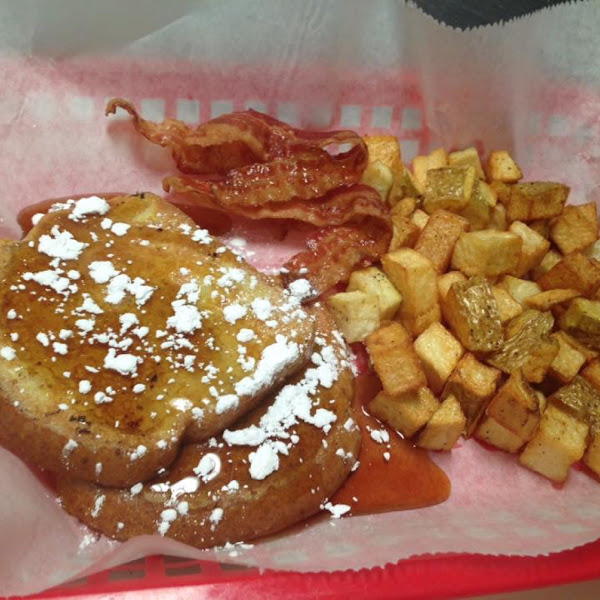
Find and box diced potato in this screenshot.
[538,252,600,297]
[550,375,600,424]
[487,310,559,383]
[485,370,541,440]
[416,394,466,451]
[489,180,511,205]
[369,387,440,438]
[505,182,570,222]
[437,271,467,302]
[529,219,550,239]
[584,432,600,478]
[499,275,542,305]
[347,267,402,320]
[365,322,427,396]
[412,147,448,190]
[361,159,394,202]
[492,286,524,323]
[531,249,562,281]
[550,202,598,255]
[582,359,600,391]
[549,332,586,384]
[508,221,551,277]
[459,180,496,230]
[414,210,470,273]
[559,298,600,350]
[585,239,600,262]
[475,416,525,453]
[451,231,522,277]
[442,276,503,352]
[558,330,598,363]
[381,248,441,336]
[524,289,581,311]
[364,135,403,175]
[389,168,423,202]
[411,209,430,230]
[389,214,421,250]
[423,166,477,214]
[414,322,465,394]
[443,353,502,436]
[519,403,589,483]
[485,150,523,183]
[448,147,485,179]
[327,291,380,343]
[488,203,507,231]
[391,197,417,218]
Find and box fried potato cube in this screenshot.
[559,298,600,350]
[410,208,430,230]
[531,250,562,281]
[558,331,598,363]
[584,433,600,478]
[369,387,440,438]
[485,370,541,440]
[381,249,441,336]
[442,276,503,352]
[549,333,587,384]
[524,289,581,311]
[487,310,558,383]
[437,271,467,302]
[584,239,600,262]
[347,267,402,320]
[389,214,421,250]
[529,219,550,239]
[443,353,502,436]
[505,182,570,222]
[448,147,485,179]
[412,147,448,190]
[550,375,600,424]
[327,291,380,343]
[389,167,423,203]
[492,286,524,323]
[416,394,466,451]
[451,230,522,277]
[485,150,523,183]
[414,322,465,394]
[414,210,470,273]
[488,203,508,231]
[538,252,600,297]
[475,416,525,453]
[391,197,417,218]
[364,135,403,175]
[361,160,394,202]
[499,275,542,305]
[423,166,477,214]
[508,221,551,277]
[459,180,496,231]
[490,180,511,205]
[365,322,427,396]
[582,359,600,391]
[519,403,589,482]
[550,202,598,255]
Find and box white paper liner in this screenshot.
[1,1,600,596]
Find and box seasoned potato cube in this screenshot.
[414,322,465,394]
[389,167,423,202]
[531,250,562,281]
[524,289,580,311]
[389,214,421,250]
[443,353,502,436]
[498,275,542,305]
[412,147,448,190]
[487,310,558,383]
[519,403,589,482]
[538,252,600,297]
[582,359,600,391]
[558,331,598,363]
[327,291,380,343]
[550,202,598,255]
[423,166,477,214]
[365,322,427,396]
[364,135,403,175]
[585,239,600,262]
[492,286,524,323]
[550,375,600,424]
[391,197,417,218]
[475,416,525,453]
[549,332,587,384]
[459,180,496,230]
[416,394,466,451]
[361,159,394,202]
[369,387,440,438]
[584,433,600,478]
[442,276,503,352]
[414,210,470,273]
[505,182,570,222]
[437,271,467,302]
[485,370,541,440]
[508,221,551,277]
[529,219,551,239]
[381,248,441,336]
[559,298,600,349]
[410,208,430,230]
[488,203,508,231]
[448,147,485,179]
[451,231,522,277]
[485,150,523,183]
[489,180,512,205]
[348,267,402,320]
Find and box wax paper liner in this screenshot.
[1,1,600,596]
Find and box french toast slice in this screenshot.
[57,306,361,547]
[0,194,315,487]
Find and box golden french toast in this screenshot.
[0,194,315,487]
[57,306,361,547]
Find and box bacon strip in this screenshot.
[107,99,391,292]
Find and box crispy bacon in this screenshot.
[106,99,391,292]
